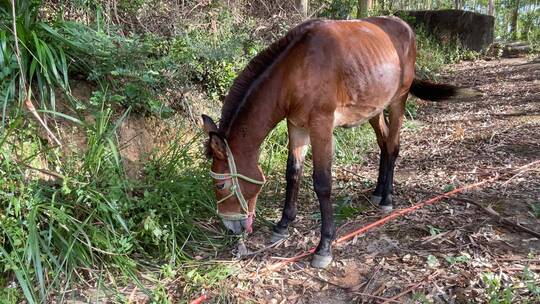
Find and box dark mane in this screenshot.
[218,19,325,135]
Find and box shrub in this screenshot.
[167,9,264,101]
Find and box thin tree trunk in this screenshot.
[358,0,372,18]
[510,0,520,39]
[488,0,494,15]
[295,0,308,18]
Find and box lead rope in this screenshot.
[209,139,265,221]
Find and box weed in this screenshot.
[426,254,440,268]
[444,253,470,265]
[529,202,540,219]
[482,272,514,304]
[427,225,442,236]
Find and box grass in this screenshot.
[0,103,232,302]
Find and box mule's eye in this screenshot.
[215,183,225,190]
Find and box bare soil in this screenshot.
[211,56,540,303]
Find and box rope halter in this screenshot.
[209,138,265,221]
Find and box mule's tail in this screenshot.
[409,78,482,101]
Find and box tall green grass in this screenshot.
[0,0,72,120]
[0,98,228,303]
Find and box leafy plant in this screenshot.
[427,225,442,236]
[482,272,514,304]
[426,254,440,268]
[168,9,263,101]
[0,0,71,118]
[445,253,470,265]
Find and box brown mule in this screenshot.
[202,16,478,268]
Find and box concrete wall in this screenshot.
[397,9,495,51]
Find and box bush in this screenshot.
[167,9,264,101]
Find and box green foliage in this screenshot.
[54,22,173,116]
[426,254,440,267]
[427,225,442,236]
[318,0,357,19]
[482,272,515,304]
[0,0,71,116]
[334,124,376,165]
[167,10,263,101]
[522,265,540,301]
[444,253,470,265]
[480,264,540,303]
[334,196,369,222]
[414,26,465,79]
[260,121,289,174]
[0,92,226,302]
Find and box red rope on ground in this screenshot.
[255,159,540,276]
[189,294,208,304]
[192,159,540,302]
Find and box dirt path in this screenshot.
[219,57,540,303]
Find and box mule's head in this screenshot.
[201,115,265,235]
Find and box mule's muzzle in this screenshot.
[222,217,252,235]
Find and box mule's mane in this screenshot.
[218,19,324,136]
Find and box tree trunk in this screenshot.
[358,0,372,18]
[454,0,461,9]
[488,0,494,15]
[295,0,308,18]
[510,0,520,39]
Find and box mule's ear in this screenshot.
[209,133,227,160]
[201,114,218,135]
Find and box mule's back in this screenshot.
[284,17,416,128]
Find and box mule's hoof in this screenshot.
[269,231,289,244]
[379,204,393,213]
[311,254,333,269]
[370,195,382,205]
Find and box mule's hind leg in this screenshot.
[369,113,390,206]
[378,95,407,212]
[271,122,309,243]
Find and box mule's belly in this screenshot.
[334,100,389,128]
[333,72,401,127]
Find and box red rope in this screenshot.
[255,159,540,275]
[192,159,540,302]
[189,294,208,304]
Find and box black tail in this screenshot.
[409,78,482,101]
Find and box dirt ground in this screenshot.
[208,56,540,303]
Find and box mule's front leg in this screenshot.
[271,124,309,242]
[310,122,335,268]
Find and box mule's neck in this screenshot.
[224,76,286,161]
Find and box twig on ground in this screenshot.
[350,291,402,303]
[240,238,286,258]
[383,271,441,304]
[447,195,540,239]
